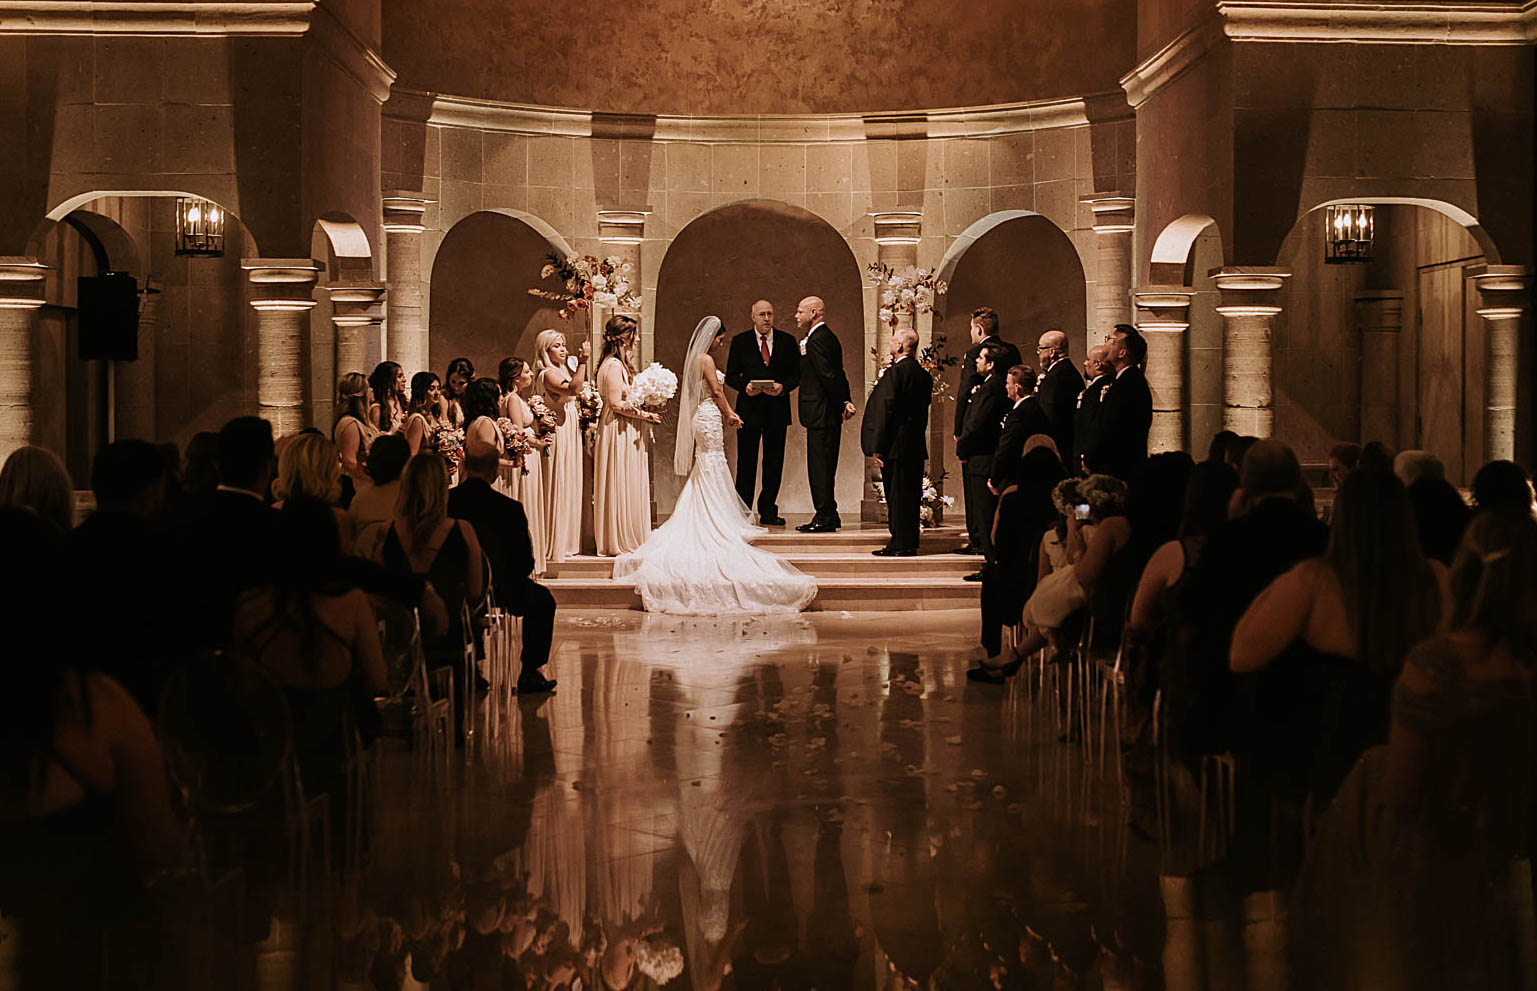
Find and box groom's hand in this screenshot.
[842,401,856,421]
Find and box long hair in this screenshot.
[369,361,404,428]
[396,452,450,553]
[0,508,77,789]
[269,496,346,676]
[1448,512,1537,663]
[336,371,370,425]
[600,314,638,372]
[533,329,566,379]
[273,433,344,505]
[1178,461,1238,540]
[409,372,441,418]
[0,445,73,530]
[462,377,503,424]
[444,357,475,398]
[498,357,528,396]
[1325,467,1440,676]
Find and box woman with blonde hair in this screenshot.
[0,446,74,530]
[272,433,353,554]
[333,372,379,500]
[533,328,589,562]
[496,357,549,576]
[593,315,660,556]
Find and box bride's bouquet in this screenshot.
[628,362,678,415]
[527,395,558,440]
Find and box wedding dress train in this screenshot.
[613,380,817,616]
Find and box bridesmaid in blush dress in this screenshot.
[533,328,589,563]
[497,357,551,578]
[593,315,659,557]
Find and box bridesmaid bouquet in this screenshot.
[527,395,558,439]
[432,423,465,474]
[495,417,533,474]
[577,383,602,456]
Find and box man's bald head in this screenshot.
[794,296,825,331]
[890,328,919,355]
[1085,344,1111,379]
[1038,329,1067,355]
[751,299,774,333]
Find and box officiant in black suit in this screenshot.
[795,295,855,533]
[862,329,932,557]
[725,299,800,525]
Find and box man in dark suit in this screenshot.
[449,449,557,694]
[794,295,855,533]
[862,329,932,556]
[988,365,1050,496]
[952,309,1022,546]
[955,344,1008,568]
[1031,328,1084,463]
[1073,344,1113,476]
[1084,324,1153,481]
[725,299,800,525]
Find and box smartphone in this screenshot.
[1073,503,1091,521]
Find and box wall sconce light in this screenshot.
[175,197,226,257]
[1324,204,1373,264]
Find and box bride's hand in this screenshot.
[727,412,744,429]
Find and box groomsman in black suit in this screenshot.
[953,308,1021,552]
[725,299,800,525]
[795,296,856,533]
[988,365,1050,496]
[862,329,932,557]
[1030,328,1084,464]
[1074,344,1113,475]
[955,344,1008,568]
[1085,324,1154,481]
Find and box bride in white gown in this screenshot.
[613,316,818,615]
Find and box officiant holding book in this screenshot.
[725,299,800,525]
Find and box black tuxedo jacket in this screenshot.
[954,335,1023,436]
[798,323,853,429]
[861,358,932,461]
[725,328,800,428]
[1035,356,1085,461]
[1085,366,1153,479]
[989,396,1051,491]
[448,477,535,585]
[955,376,1007,469]
[1073,374,1112,472]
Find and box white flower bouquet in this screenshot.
[874,470,953,528]
[634,938,684,984]
[868,261,947,328]
[628,362,678,413]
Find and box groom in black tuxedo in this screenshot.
[725,299,799,525]
[795,295,855,533]
[862,329,932,556]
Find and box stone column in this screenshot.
[382,192,434,377]
[243,259,320,435]
[1214,267,1290,437]
[1082,195,1135,338]
[329,282,388,376]
[596,209,649,363]
[867,211,924,523]
[1132,286,1193,453]
[0,258,48,459]
[1354,290,1403,448]
[1469,265,1530,463]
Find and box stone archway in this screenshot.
[1147,214,1225,453]
[309,214,380,430]
[654,199,865,516]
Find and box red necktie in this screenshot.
[760,335,771,365]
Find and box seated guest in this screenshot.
[0,509,184,987]
[1231,467,1448,810]
[1326,441,1361,489]
[273,432,354,554]
[182,431,221,496]
[234,498,387,789]
[1163,440,1328,760]
[975,442,1068,669]
[348,434,410,560]
[1393,449,1445,488]
[1408,475,1471,565]
[1125,450,1194,579]
[987,365,1047,497]
[955,344,1009,567]
[1206,429,1240,465]
[0,445,74,530]
[376,453,484,677]
[69,440,174,711]
[1472,459,1535,519]
[448,449,558,695]
[969,474,1130,683]
[179,416,280,650]
[1358,439,1395,473]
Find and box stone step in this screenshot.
[749,526,966,553]
[550,552,981,580]
[546,576,980,612]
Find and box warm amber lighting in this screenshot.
[1324,203,1373,264]
[176,196,226,257]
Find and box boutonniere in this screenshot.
[798,338,808,356]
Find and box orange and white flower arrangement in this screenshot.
[528,252,639,318]
[867,261,947,328]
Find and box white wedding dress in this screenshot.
[612,364,818,616]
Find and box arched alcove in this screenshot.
[428,210,572,389]
[934,212,1086,495]
[1149,213,1226,454]
[654,200,865,516]
[310,213,377,431]
[1272,202,1492,482]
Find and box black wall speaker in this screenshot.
[77,273,140,361]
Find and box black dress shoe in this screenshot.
[873,547,916,557]
[956,544,983,556]
[963,571,984,582]
[797,522,837,533]
[759,515,787,526]
[516,673,557,695]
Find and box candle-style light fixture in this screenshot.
[175,196,226,257]
[1324,203,1374,264]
